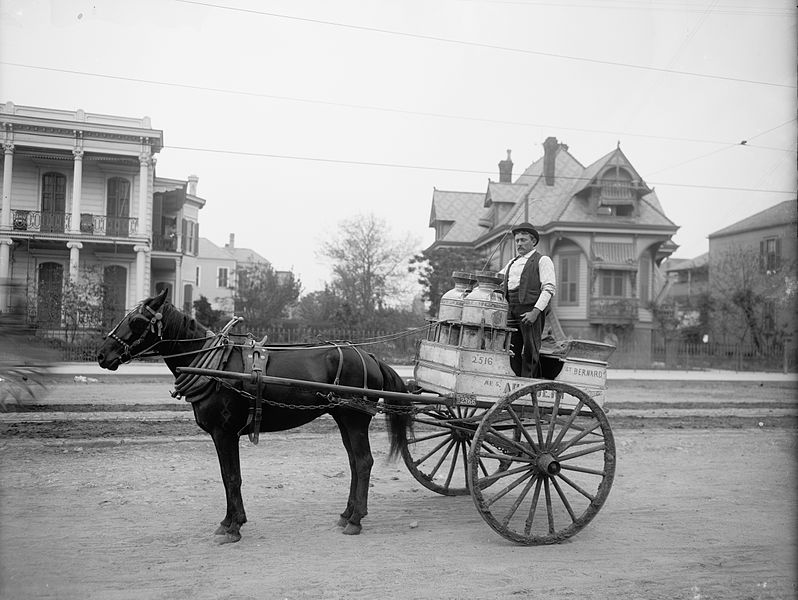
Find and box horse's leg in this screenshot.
[332,410,373,535]
[333,416,357,528]
[210,427,247,544]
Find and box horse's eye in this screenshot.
[129,316,148,335]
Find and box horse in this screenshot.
[96,289,413,544]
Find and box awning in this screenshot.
[592,242,638,270]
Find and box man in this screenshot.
[501,223,556,378]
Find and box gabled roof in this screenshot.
[198,238,269,267]
[432,139,679,247]
[499,147,591,231]
[708,200,798,238]
[430,189,488,243]
[230,247,270,266]
[571,146,652,197]
[485,181,528,207]
[198,237,235,261]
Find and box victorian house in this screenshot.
[428,137,679,361]
[0,102,204,330]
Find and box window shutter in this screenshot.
[194,223,199,255]
[181,219,188,253]
[775,238,781,269]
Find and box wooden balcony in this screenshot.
[9,210,138,237]
[599,182,635,206]
[152,234,178,252]
[589,297,639,324]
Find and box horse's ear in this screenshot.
[156,287,169,304]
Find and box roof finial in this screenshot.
[617,140,621,149]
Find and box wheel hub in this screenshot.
[536,453,561,476]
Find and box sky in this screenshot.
[1,0,795,294]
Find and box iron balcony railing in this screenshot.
[9,210,138,237]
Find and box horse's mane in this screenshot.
[158,300,210,341]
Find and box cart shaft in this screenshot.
[175,365,460,407]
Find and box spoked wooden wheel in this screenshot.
[468,382,616,545]
[402,404,510,496]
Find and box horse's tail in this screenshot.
[376,358,414,461]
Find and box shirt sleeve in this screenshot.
[534,255,557,311]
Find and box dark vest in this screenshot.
[503,252,543,306]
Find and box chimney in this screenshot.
[226,233,235,249]
[187,174,198,196]
[543,137,559,186]
[498,149,513,183]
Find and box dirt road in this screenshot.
[0,377,796,599]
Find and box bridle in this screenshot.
[105,302,165,364]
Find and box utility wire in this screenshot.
[3,61,794,152]
[164,143,796,195]
[172,0,795,89]
[453,0,793,18]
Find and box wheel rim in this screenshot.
[402,404,510,496]
[468,382,616,544]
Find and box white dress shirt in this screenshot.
[502,250,557,312]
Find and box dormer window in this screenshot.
[597,167,635,216]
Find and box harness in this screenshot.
[106,303,166,364]
[173,326,373,445]
[106,304,379,446]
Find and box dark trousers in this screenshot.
[508,301,546,378]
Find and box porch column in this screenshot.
[1,142,13,229]
[0,141,12,313]
[66,241,82,282]
[137,152,150,237]
[69,148,84,234]
[0,237,12,312]
[134,244,149,301]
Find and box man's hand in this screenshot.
[521,308,541,325]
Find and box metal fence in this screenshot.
[24,324,798,373]
[612,337,795,372]
[31,325,430,365]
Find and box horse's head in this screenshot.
[97,289,170,371]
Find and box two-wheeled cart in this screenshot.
[180,271,616,545]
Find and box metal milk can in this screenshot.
[461,271,508,328]
[437,271,476,322]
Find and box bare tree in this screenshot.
[710,243,795,350]
[233,263,301,329]
[319,213,417,320]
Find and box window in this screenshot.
[217,267,229,288]
[596,204,633,217]
[600,270,624,297]
[559,254,579,305]
[107,177,131,237]
[761,237,781,273]
[41,172,67,233]
[181,220,200,256]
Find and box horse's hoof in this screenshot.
[342,523,362,535]
[216,532,241,544]
[214,525,227,536]
[336,516,348,528]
